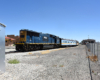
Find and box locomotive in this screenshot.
[16,29,61,51]
[15,29,79,51]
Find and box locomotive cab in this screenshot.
[20,30,27,43]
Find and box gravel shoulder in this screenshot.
[0,45,91,80]
[5,46,15,49]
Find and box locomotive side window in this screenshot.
[20,35,24,38]
[27,31,39,37]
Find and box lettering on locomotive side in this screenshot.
[44,36,47,39]
[43,36,48,41]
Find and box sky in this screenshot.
[0,0,100,42]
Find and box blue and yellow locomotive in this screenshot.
[16,29,61,51]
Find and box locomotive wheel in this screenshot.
[36,46,38,50]
[54,45,56,48]
[32,46,36,51]
[37,45,40,50]
[40,45,43,50]
[37,46,40,50]
[22,45,28,52]
[31,45,34,51]
[29,45,33,51]
[16,45,21,51]
[28,45,32,51]
[16,48,20,51]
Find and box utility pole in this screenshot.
[88,35,89,43]
[88,35,89,39]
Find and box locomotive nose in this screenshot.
[20,31,26,42]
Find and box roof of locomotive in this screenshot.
[20,29,61,38]
[20,29,39,33]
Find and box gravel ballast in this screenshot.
[0,45,91,80]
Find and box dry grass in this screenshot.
[36,55,40,58]
[53,48,65,51]
[58,48,62,50]
[88,49,90,52]
[53,49,59,51]
[73,53,76,55]
[92,70,94,73]
[59,65,64,67]
[53,65,57,67]
[87,55,98,62]
[41,50,50,54]
[59,48,65,50]
[28,52,32,54]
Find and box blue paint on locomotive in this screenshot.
[25,31,60,44]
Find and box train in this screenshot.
[61,39,79,47]
[15,29,79,51]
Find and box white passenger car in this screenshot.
[61,39,78,47]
